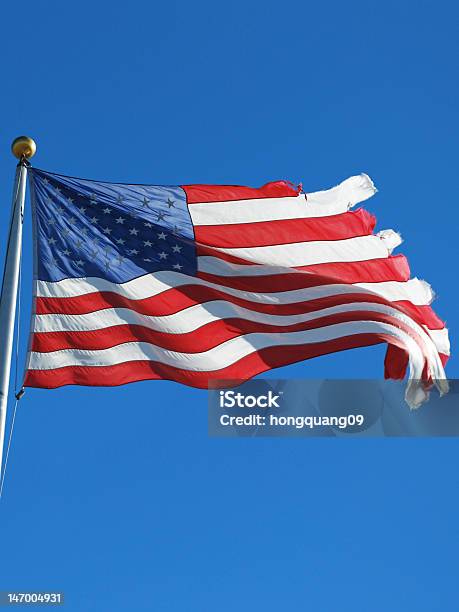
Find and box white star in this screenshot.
[116,238,126,245]
[115,216,125,224]
[43,178,49,185]
[172,244,182,253]
[90,194,97,203]
[75,259,84,267]
[103,227,112,234]
[173,263,183,270]
[47,218,56,225]
[144,222,153,228]
[90,216,98,223]
[48,237,57,245]
[79,206,87,213]
[143,240,153,247]
[116,194,124,203]
[75,239,83,248]
[129,228,139,236]
[158,251,168,259]
[67,197,74,204]
[56,206,64,214]
[103,207,112,214]
[158,232,166,240]
[156,211,167,222]
[143,258,152,262]
[62,249,71,256]
[81,228,89,235]
[55,187,61,193]
[128,249,139,256]
[68,217,76,225]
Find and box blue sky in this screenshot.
[0,1,458,610]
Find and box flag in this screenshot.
[24,169,449,407]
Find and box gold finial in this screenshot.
[11,136,37,160]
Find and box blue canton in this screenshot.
[31,169,197,283]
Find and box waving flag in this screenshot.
[24,169,449,407]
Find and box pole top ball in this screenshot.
[11,136,37,160]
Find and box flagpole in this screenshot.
[0,136,36,476]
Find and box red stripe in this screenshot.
[24,334,391,389]
[397,304,444,330]
[196,244,254,264]
[197,259,445,328]
[440,353,449,367]
[183,181,301,204]
[384,344,409,379]
[196,245,413,283]
[35,278,337,316]
[198,255,411,286]
[26,345,448,390]
[35,284,415,318]
[292,255,411,283]
[194,209,376,248]
[31,310,425,354]
[37,285,444,350]
[384,347,451,381]
[35,285,442,329]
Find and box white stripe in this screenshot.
[427,328,450,355]
[28,320,426,375]
[189,174,377,226]
[213,233,398,267]
[35,272,433,306]
[306,173,377,208]
[198,256,300,277]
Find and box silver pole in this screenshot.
[0,137,36,477]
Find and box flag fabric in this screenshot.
[24,169,450,407]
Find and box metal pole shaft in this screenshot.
[0,161,27,476]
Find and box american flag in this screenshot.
[24,169,449,407]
